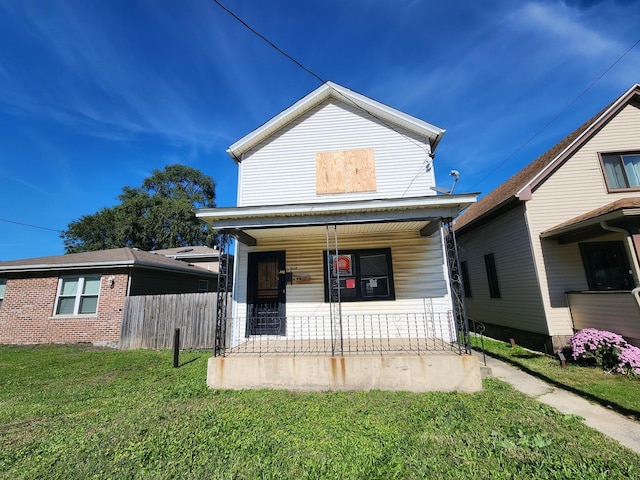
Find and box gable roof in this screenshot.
[0,247,217,276]
[455,83,640,234]
[227,81,445,161]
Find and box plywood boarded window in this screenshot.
[316,148,376,195]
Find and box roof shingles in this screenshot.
[455,84,640,233]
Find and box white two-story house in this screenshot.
[197,82,480,391]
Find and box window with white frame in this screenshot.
[55,275,101,316]
[600,152,640,191]
[0,278,6,308]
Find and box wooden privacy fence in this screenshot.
[119,292,227,350]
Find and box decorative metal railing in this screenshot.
[221,311,460,356]
[442,217,471,354]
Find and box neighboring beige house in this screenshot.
[197,81,481,392]
[456,84,640,353]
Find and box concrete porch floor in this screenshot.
[224,337,464,356]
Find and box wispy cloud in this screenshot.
[512,2,620,58]
[0,1,233,153]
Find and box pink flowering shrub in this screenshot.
[562,328,640,377]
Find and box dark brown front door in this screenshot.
[246,251,286,335]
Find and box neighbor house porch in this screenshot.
[541,198,640,347]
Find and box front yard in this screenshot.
[472,336,640,418]
[1,344,640,479]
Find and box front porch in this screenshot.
[198,194,481,392]
[207,310,482,392]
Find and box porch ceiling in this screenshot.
[196,194,477,245]
[241,221,429,240]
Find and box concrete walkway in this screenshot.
[476,351,640,455]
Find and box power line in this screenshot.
[212,0,436,196]
[212,0,326,84]
[0,218,63,233]
[469,36,640,191]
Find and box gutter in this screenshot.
[0,260,216,277]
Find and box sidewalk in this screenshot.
[476,351,640,455]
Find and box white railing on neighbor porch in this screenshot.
[222,311,461,356]
[567,290,640,346]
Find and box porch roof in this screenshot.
[196,194,477,245]
[540,197,640,243]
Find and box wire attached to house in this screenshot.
[211,0,435,196]
[212,0,325,85]
[468,36,640,191]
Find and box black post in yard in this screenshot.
[173,328,180,368]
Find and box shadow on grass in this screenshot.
[474,346,640,421]
[178,357,200,368]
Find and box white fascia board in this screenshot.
[227,83,333,161]
[516,83,640,199]
[0,260,137,273]
[0,260,215,276]
[196,194,477,228]
[227,82,445,161]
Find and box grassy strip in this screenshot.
[1,344,640,479]
[472,335,640,418]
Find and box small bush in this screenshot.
[562,328,640,377]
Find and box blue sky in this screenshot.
[1,0,639,261]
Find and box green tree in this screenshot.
[62,165,217,253]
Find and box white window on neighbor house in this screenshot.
[54,275,101,316]
[600,152,640,191]
[0,278,6,308]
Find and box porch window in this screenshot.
[323,248,395,302]
[54,275,101,316]
[580,241,634,291]
[484,254,501,298]
[600,152,640,191]
[0,278,6,308]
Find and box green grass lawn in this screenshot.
[2,344,640,479]
[472,335,640,418]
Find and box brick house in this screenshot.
[0,247,217,346]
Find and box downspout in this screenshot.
[600,221,640,288]
[127,267,133,296]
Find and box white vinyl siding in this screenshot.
[524,102,640,336]
[230,229,451,345]
[237,99,436,207]
[457,204,548,334]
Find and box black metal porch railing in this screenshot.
[222,311,461,356]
